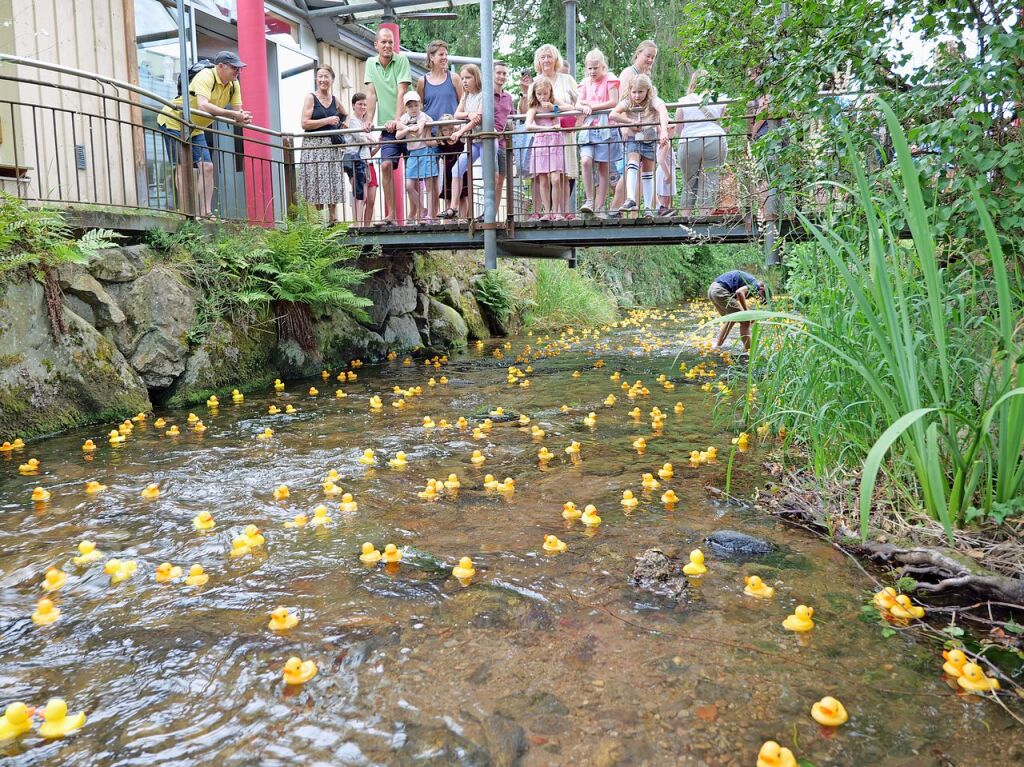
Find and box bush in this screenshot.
[526,260,617,330]
[474,268,518,326]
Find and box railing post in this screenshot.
[466,135,475,228]
[283,135,298,213]
[179,132,195,217]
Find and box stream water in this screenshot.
[1,304,1020,766]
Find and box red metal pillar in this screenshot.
[381,19,405,225]
[237,0,274,225]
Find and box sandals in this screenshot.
[438,208,457,219]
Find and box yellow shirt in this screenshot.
[157,67,243,136]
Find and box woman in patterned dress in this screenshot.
[299,65,347,223]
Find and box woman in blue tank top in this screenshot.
[415,40,462,217]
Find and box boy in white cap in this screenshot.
[395,90,436,223]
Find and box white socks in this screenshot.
[642,172,654,210]
[625,162,640,202]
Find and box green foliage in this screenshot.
[526,260,617,330]
[474,267,518,325]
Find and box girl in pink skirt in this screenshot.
[525,75,570,220]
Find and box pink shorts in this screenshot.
[367,164,379,188]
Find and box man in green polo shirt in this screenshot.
[363,27,411,223]
[157,51,254,217]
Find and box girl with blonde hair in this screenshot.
[609,74,670,215]
[577,48,620,215]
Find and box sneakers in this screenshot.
[656,205,673,217]
[618,199,638,213]
[580,199,595,215]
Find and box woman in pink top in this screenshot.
[576,48,619,215]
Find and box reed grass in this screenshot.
[526,260,618,330]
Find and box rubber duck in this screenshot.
[757,741,797,767]
[32,487,50,502]
[322,480,342,497]
[273,485,290,500]
[308,387,319,397]
[531,425,546,440]
[490,407,505,417]
[628,407,641,418]
[41,566,67,591]
[206,395,219,408]
[604,394,617,407]
[0,441,15,453]
[391,398,406,409]
[359,542,382,564]
[268,606,299,631]
[418,480,440,499]
[472,427,485,440]
[268,405,280,415]
[783,605,816,632]
[229,536,252,559]
[641,473,661,490]
[231,389,244,404]
[285,405,296,414]
[155,562,182,582]
[193,511,216,531]
[256,428,273,440]
[38,698,86,739]
[444,473,462,490]
[187,413,199,424]
[518,414,531,426]
[581,504,602,527]
[346,371,357,382]
[582,412,597,427]
[310,506,332,527]
[957,662,1001,693]
[470,450,486,466]
[483,475,500,491]
[744,575,775,599]
[496,477,515,494]
[339,493,358,512]
[942,649,968,677]
[32,597,60,625]
[382,544,402,563]
[165,425,180,436]
[683,550,707,576]
[543,535,567,553]
[368,395,383,411]
[889,594,925,620]
[285,513,309,528]
[192,420,207,433]
[538,447,554,462]
[565,441,581,456]
[457,416,468,429]
[452,557,476,580]
[184,564,208,587]
[0,702,33,740]
[621,490,639,510]
[105,558,137,584]
[440,376,448,384]
[560,405,570,413]
[632,437,647,452]
[571,370,581,379]
[141,483,160,499]
[658,463,674,480]
[274,378,285,391]
[661,489,679,505]
[73,540,102,565]
[705,446,718,461]
[610,372,621,382]
[422,417,436,429]
[118,421,133,436]
[282,657,317,685]
[732,432,750,450]
[357,449,376,465]
[19,458,40,473]
[674,402,685,415]
[872,586,899,610]
[810,696,848,726]
[321,369,331,379]
[81,439,97,452]
[85,480,107,494]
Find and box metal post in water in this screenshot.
[480,0,497,270]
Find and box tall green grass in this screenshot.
[733,100,1024,540]
[526,260,618,330]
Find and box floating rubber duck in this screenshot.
[282,657,317,685]
[889,594,925,620]
[783,605,815,632]
[705,446,718,461]
[674,402,684,415]
[382,544,402,563]
[470,450,486,466]
[184,564,208,587]
[744,575,775,599]
[603,394,617,407]
[471,427,485,440]
[543,535,567,553]
[483,475,500,491]
[193,511,216,531]
[621,490,639,510]
[339,493,358,512]
[206,395,219,408]
[417,480,440,499]
[757,741,797,767]
[354,543,382,566]
[85,480,107,494]
[192,420,207,433]
[518,414,531,426]
[942,649,968,678]
[32,487,51,502]
[165,425,180,436]
[560,405,570,413]
[811,696,848,726]
[231,389,244,404]
[81,439,97,453]
[285,405,297,414]
[582,412,597,427]
[357,449,376,466]
[531,425,546,440]
[661,489,679,505]
[444,473,461,490]
[308,387,319,397]
[105,558,137,584]
[19,458,40,474]
[496,477,515,494]
[38,698,85,739]
[285,513,309,528]
[641,473,661,490]
[872,586,899,611]
[452,557,476,580]
[273,485,290,500]
[256,428,273,440]
[658,463,674,480]
[229,536,252,559]
[580,504,602,527]
[571,371,581,379]
[632,437,647,452]
[307,505,332,528]
[0,441,16,452]
[0,702,33,740]
[537,447,554,462]
[268,606,299,631]
[628,407,641,418]
[440,376,448,384]
[346,371,357,382]
[155,562,182,583]
[32,597,60,625]
[732,432,750,450]
[957,662,1001,693]
[322,480,342,497]
[73,540,102,565]
[140,483,160,499]
[422,416,437,430]
[321,370,331,380]
[682,550,707,576]
[274,378,285,392]
[187,413,199,424]
[268,405,280,415]
[384,451,408,469]
[41,566,67,592]
[457,417,468,429]
[565,441,581,456]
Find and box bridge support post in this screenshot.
[763,221,781,266]
[481,0,498,270]
[564,0,577,75]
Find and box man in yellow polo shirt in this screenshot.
[158,51,254,217]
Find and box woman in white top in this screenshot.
[674,69,728,216]
[534,44,589,217]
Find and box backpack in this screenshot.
[178,60,236,100]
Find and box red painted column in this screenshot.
[381,20,405,225]
[237,0,274,225]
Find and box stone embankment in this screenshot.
[0,246,533,439]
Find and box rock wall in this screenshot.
[0,245,531,441]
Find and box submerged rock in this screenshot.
[705,530,775,558]
[480,714,526,767]
[393,724,490,767]
[630,549,689,600]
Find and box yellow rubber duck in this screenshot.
[658,463,674,480]
[382,544,402,563]
[417,481,440,499]
[285,513,309,528]
[560,405,570,413]
[452,557,476,580]
[444,473,462,490]
[38,698,86,739]
[565,441,581,456]
[193,420,207,433]
[85,480,107,494]
[470,450,486,466]
[0,702,33,740]
[19,458,40,474]
[783,605,815,632]
[322,480,342,497]
[632,437,646,452]
[0,441,15,452]
[153,418,166,428]
[674,402,684,414]
[155,562,182,582]
[285,405,297,414]
[628,407,641,418]
[41,566,67,592]
[282,657,317,685]
[810,696,848,726]
[661,489,679,505]
[269,606,299,631]
[359,542,382,564]
[186,413,199,424]
[496,477,515,494]
[942,649,968,678]
[256,428,273,440]
[339,493,358,512]
[357,449,376,465]
[165,425,180,436]
[274,378,285,391]
[888,594,925,620]
[482,475,499,491]
[518,414,531,425]
[325,469,340,482]
[229,536,252,559]
[140,483,160,499]
[705,446,718,461]
[457,416,469,429]
[744,575,775,599]
[543,535,567,553]
[421,416,436,429]
[641,473,661,490]
[310,505,332,527]
[184,564,208,587]
[32,597,60,625]
[387,451,408,468]
[273,485,290,500]
[346,370,357,382]
[81,439,97,452]
[268,405,280,415]
[957,662,1001,693]
[872,586,899,610]
[231,390,244,404]
[537,447,554,462]
[73,540,102,565]
[308,387,319,397]
[582,412,597,427]
[561,501,581,520]
[440,376,448,384]
[621,490,639,510]
[472,427,485,440]
[757,741,797,767]
[240,525,264,548]
[193,511,216,531]
[531,425,546,439]
[369,395,383,411]
[108,430,126,445]
[32,487,51,502]
[682,550,707,576]
[104,558,137,584]
[206,395,219,408]
[581,505,602,527]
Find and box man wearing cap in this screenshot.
[708,269,767,352]
[363,27,412,224]
[158,51,254,217]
